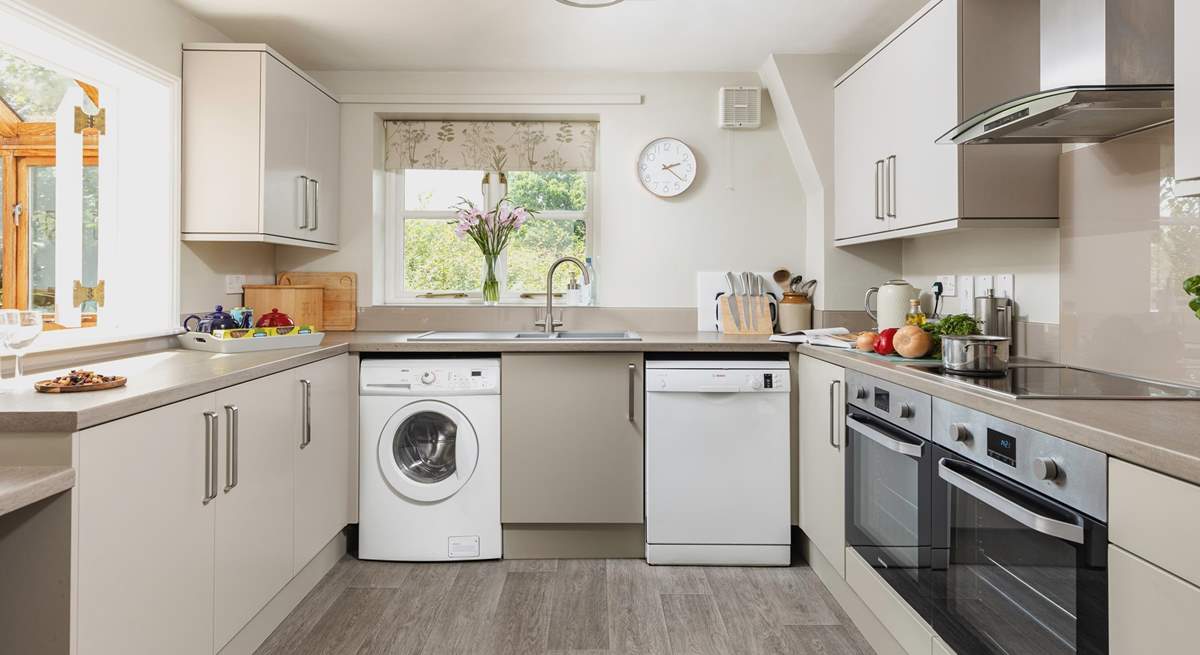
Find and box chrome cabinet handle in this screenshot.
[938,458,1085,544]
[878,159,888,220]
[627,364,637,424]
[846,415,924,458]
[223,405,239,492]
[307,179,319,231]
[300,379,312,448]
[886,154,897,219]
[203,411,218,505]
[297,176,310,229]
[828,380,841,449]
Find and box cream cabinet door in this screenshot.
[1176,0,1200,196]
[1109,545,1200,654]
[76,395,216,655]
[798,355,846,576]
[835,54,891,240]
[305,86,340,246]
[884,0,959,229]
[262,53,311,241]
[292,355,351,573]
[501,353,644,523]
[931,636,956,655]
[213,375,297,649]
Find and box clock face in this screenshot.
[637,138,697,197]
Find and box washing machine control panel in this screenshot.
[405,366,498,392]
[360,359,501,395]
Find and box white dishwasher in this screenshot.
[645,359,792,566]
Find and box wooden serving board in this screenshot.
[35,376,127,393]
[277,271,357,331]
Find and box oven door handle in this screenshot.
[846,415,924,458]
[938,458,1085,545]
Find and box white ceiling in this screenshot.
[173,0,928,72]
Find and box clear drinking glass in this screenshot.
[7,311,43,381]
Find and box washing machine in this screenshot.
[359,358,500,561]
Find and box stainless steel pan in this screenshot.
[941,334,1010,375]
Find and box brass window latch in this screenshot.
[73,106,106,135]
[73,280,104,308]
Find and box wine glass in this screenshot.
[7,311,43,382]
[0,310,16,391]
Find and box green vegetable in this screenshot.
[921,314,981,358]
[1191,297,1200,313]
[1185,275,1200,297]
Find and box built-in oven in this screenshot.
[928,399,1108,655]
[844,371,934,575]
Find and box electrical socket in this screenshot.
[224,274,247,295]
[975,274,994,295]
[936,275,957,296]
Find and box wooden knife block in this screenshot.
[720,295,774,335]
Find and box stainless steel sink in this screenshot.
[411,330,641,342]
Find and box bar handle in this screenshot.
[223,405,239,492]
[846,414,924,458]
[307,179,319,232]
[627,364,637,424]
[203,411,218,505]
[886,154,897,219]
[938,458,1084,544]
[300,379,312,448]
[828,380,841,449]
[297,175,309,229]
[874,160,885,220]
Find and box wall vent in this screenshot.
[719,86,761,129]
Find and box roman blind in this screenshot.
[384,120,598,172]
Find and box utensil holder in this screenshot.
[720,296,774,335]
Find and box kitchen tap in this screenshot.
[537,256,591,334]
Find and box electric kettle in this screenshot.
[864,279,919,330]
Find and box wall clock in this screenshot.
[637,137,697,198]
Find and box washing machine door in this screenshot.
[377,400,479,502]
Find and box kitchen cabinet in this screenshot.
[74,353,350,655]
[1109,545,1200,654]
[798,355,845,576]
[1110,458,1200,588]
[833,0,1058,244]
[183,44,340,249]
[846,547,936,655]
[213,375,296,649]
[501,353,644,524]
[1175,0,1200,196]
[76,395,216,655]
[931,637,956,655]
[292,355,351,573]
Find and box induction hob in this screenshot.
[903,363,1200,400]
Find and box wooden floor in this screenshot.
[256,557,874,655]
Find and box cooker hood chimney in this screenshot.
[937,0,1173,145]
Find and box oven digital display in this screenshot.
[987,429,1017,467]
[873,388,890,412]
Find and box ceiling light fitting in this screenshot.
[555,0,625,7]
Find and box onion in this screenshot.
[856,331,878,351]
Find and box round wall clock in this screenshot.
[637,137,697,198]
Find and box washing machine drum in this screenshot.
[378,400,479,502]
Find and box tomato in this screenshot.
[873,327,899,355]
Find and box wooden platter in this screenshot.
[35,376,127,393]
[276,271,357,331]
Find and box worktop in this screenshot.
[798,345,1200,486]
[0,466,74,517]
[0,343,348,433]
[324,331,793,353]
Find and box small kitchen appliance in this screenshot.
[864,279,919,330]
[974,289,1013,339]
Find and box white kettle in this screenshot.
[865,279,918,330]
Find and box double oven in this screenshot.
[844,371,1109,654]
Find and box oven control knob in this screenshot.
[898,403,915,419]
[1034,457,1061,482]
[949,423,971,442]
[854,386,869,400]
[420,371,436,385]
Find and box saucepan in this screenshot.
[941,334,1010,375]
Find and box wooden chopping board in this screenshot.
[276,271,357,331]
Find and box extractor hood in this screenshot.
[938,0,1173,145]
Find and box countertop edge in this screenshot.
[796,345,1200,486]
[0,466,75,518]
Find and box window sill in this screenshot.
[380,300,595,308]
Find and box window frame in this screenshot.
[384,169,594,304]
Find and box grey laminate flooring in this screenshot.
[256,557,874,655]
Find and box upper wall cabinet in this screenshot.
[834,0,1059,245]
[182,44,340,249]
[1175,1,1200,197]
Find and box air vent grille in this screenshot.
[719,86,761,129]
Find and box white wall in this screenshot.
[277,70,807,308]
[901,228,1060,324]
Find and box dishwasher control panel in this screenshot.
[646,367,790,393]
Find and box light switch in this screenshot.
[975,274,994,294]
[996,273,1014,299]
[958,276,974,313]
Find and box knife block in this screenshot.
[720,295,774,335]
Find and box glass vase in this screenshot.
[481,254,500,305]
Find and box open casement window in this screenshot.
[0,47,106,330]
[382,120,596,304]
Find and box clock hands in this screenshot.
[661,162,686,181]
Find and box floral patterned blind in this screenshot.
[384,120,598,172]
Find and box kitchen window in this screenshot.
[1,5,182,348]
[382,120,597,303]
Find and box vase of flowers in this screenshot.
[454,196,532,305]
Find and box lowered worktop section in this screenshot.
[798,344,1200,485]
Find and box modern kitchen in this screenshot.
[0,0,1196,654]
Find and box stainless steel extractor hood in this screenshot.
[938,0,1173,145]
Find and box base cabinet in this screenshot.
[798,355,845,576]
[75,354,350,655]
[846,547,936,655]
[501,353,644,524]
[1109,545,1200,654]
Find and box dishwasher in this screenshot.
[645,359,791,566]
